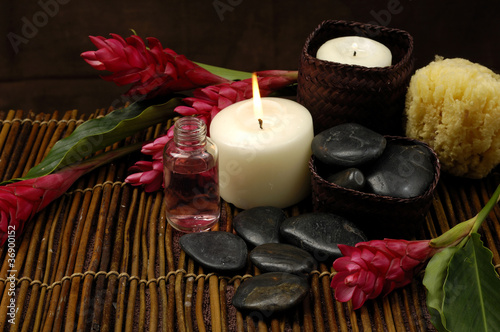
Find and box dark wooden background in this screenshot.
[1,0,498,115]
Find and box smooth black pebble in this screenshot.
[249,243,317,275]
[233,206,286,247]
[311,123,386,167]
[180,231,247,272]
[326,167,366,190]
[232,272,309,313]
[280,212,367,261]
[366,143,435,198]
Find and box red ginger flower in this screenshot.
[331,239,438,309]
[0,144,141,246]
[124,136,168,192]
[0,166,89,246]
[81,33,230,97]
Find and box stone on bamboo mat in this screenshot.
[180,231,247,272]
[280,212,367,261]
[232,272,309,313]
[249,243,316,275]
[233,206,286,247]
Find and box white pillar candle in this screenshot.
[316,36,392,68]
[209,97,314,209]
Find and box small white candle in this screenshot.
[210,96,314,209]
[316,36,392,68]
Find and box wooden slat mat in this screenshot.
[0,109,499,332]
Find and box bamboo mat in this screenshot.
[0,109,499,332]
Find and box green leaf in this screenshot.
[423,246,459,331]
[58,141,145,175]
[3,96,181,184]
[442,233,500,332]
[195,62,252,81]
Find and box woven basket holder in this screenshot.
[309,136,441,239]
[297,20,414,135]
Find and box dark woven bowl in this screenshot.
[297,20,414,135]
[309,136,440,239]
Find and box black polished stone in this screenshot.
[180,231,247,272]
[311,123,386,167]
[249,243,317,275]
[232,272,309,313]
[233,206,286,247]
[326,167,366,190]
[366,143,435,198]
[280,212,367,261]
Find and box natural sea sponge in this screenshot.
[405,56,500,178]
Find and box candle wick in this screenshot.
[258,119,263,130]
[353,51,357,56]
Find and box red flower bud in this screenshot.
[0,143,142,246]
[81,34,230,97]
[0,167,88,246]
[331,239,437,309]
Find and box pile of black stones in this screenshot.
[311,123,435,198]
[180,206,367,315]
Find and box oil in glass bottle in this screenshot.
[163,117,220,232]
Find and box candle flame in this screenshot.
[252,72,264,121]
[352,42,359,57]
